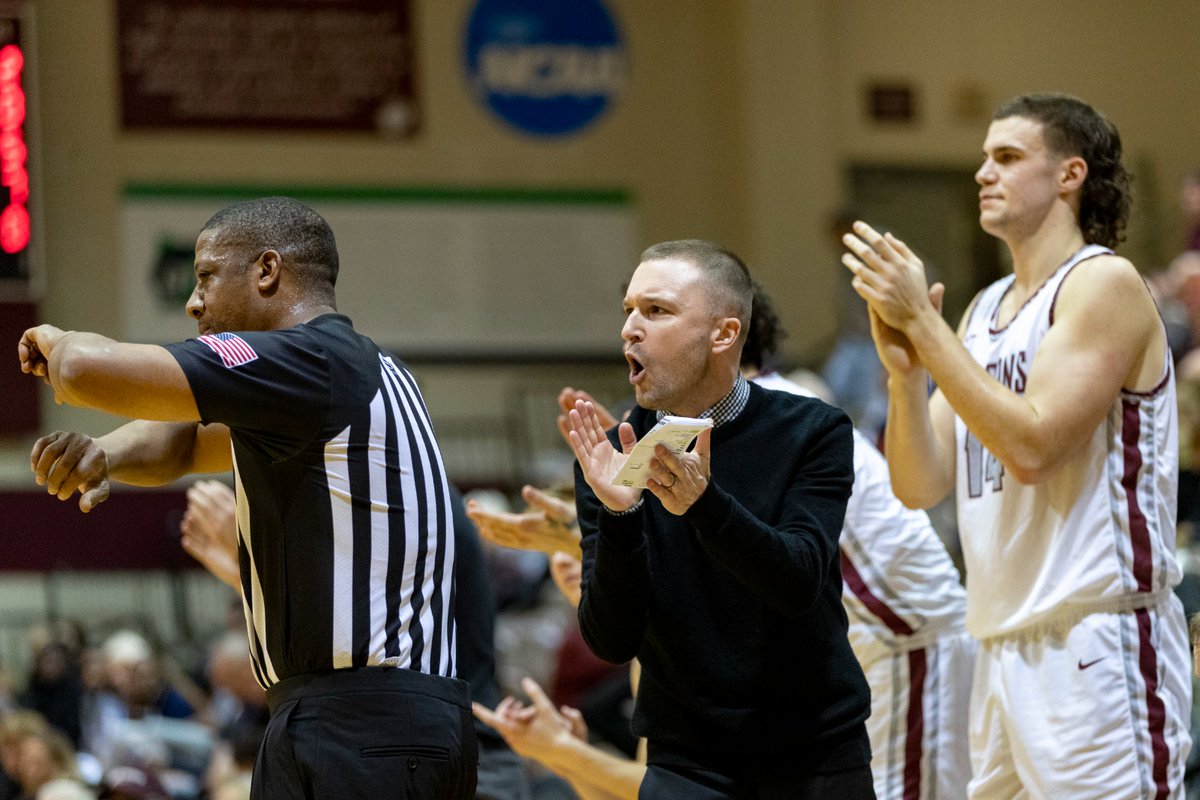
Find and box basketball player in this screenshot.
[18,197,476,798]
[844,93,1192,797]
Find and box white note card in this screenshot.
[610,415,713,487]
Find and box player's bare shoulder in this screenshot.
[1055,252,1166,391]
[1054,253,1156,324]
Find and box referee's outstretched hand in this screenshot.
[30,430,110,513]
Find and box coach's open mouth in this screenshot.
[626,352,645,384]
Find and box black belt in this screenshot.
[265,666,471,715]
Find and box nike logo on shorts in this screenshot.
[1078,657,1105,670]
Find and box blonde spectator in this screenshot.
[16,727,79,798]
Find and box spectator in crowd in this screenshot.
[14,725,84,799]
[98,765,169,800]
[19,641,84,749]
[1182,168,1200,252]
[102,632,194,722]
[0,711,47,800]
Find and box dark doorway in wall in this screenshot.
[848,165,1005,327]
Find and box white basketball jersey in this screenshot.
[753,373,967,663]
[840,428,968,663]
[956,245,1181,639]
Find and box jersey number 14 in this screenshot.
[965,431,1004,498]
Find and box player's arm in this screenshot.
[878,309,959,509]
[527,729,644,800]
[19,325,200,421]
[843,225,958,507]
[180,480,242,591]
[555,745,645,800]
[466,485,583,560]
[905,255,1159,484]
[845,222,1159,487]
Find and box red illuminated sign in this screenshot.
[0,42,27,254]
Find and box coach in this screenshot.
[565,240,873,798]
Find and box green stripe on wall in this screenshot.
[123,183,632,206]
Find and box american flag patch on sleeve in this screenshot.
[198,333,259,368]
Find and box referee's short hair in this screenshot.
[203,196,340,292]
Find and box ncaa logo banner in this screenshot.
[464,0,625,137]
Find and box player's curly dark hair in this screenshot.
[994,94,1131,249]
[741,281,787,372]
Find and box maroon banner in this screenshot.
[116,0,418,134]
[0,489,198,571]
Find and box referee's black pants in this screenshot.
[252,666,478,799]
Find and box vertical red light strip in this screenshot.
[0,43,28,254]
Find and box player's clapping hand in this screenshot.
[841,221,944,378]
[180,480,240,590]
[841,221,944,331]
[30,431,110,513]
[472,677,586,764]
[466,485,582,559]
[556,386,618,447]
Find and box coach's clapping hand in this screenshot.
[566,399,643,513]
[30,430,110,512]
[646,429,712,516]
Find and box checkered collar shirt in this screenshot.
[656,374,750,428]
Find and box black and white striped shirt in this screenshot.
[167,314,456,688]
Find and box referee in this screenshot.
[18,197,477,798]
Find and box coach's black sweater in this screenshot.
[575,383,870,772]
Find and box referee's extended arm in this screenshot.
[20,323,200,421]
[30,421,232,513]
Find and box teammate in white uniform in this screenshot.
[844,93,1192,798]
[747,286,974,800]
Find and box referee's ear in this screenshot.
[255,249,282,295]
